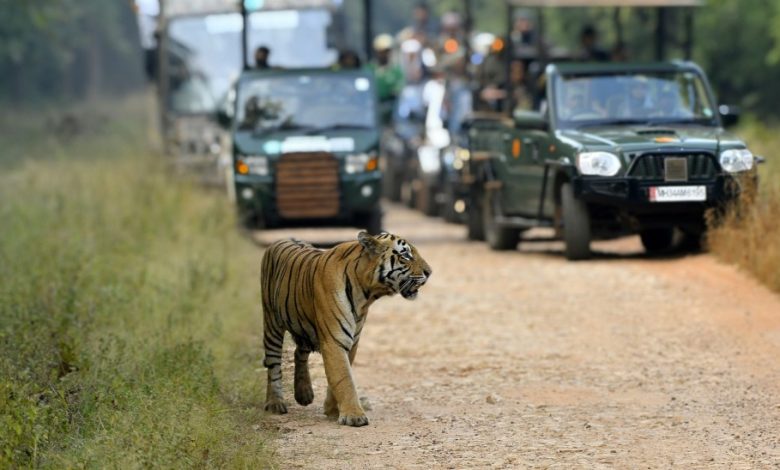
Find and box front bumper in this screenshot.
[573,175,740,214]
[234,171,382,227]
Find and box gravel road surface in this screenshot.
[253,204,780,469]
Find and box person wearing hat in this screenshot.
[369,34,405,105]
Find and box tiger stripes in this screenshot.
[260,231,431,427]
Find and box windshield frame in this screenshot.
[233,69,379,135]
[549,67,721,131]
[163,9,340,116]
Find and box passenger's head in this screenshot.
[658,90,679,114]
[338,50,362,69]
[413,2,430,25]
[441,11,462,34]
[611,41,628,62]
[580,25,598,48]
[630,78,650,102]
[373,34,394,65]
[254,46,270,67]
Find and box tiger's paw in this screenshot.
[264,400,288,415]
[324,402,339,419]
[338,413,369,427]
[359,396,373,411]
[294,383,314,406]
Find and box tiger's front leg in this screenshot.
[321,340,368,427]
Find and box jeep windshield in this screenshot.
[552,70,718,130]
[237,74,377,134]
[166,10,337,114]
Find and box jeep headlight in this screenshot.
[236,155,268,176]
[345,153,378,174]
[719,148,754,173]
[577,151,621,177]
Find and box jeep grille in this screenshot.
[627,153,719,181]
[276,152,340,219]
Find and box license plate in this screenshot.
[649,185,707,202]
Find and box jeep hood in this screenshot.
[557,126,744,154]
[234,129,379,157]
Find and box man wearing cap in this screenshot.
[369,34,405,104]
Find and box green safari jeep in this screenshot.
[221,68,383,233]
[466,61,759,259]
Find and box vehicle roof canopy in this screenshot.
[508,0,700,7]
[164,0,340,18]
[164,0,238,17]
[239,67,373,82]
[548,61,702,75]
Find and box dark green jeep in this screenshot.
[223,68,383,233]
[466,61,758,259]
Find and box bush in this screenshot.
[0,98,271,468]
[708,120,780,293]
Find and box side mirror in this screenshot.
[719,104,740,128]
[216,108,232,129]
[513,110,548,131]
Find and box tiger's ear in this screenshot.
[358,231,384,256]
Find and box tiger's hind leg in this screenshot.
[263,321,287,414]
[294,347,314,406]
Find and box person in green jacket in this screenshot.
[369,34,404,124]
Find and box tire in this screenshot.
[680,229,704,253]
[482,191,519,251]
[384,167,402,202]
[356,207,383,235]
[466,188,485,241]
[415,180,438,217]
[561,183,592,260]
[640,228,675,254]
[238,209,262,230]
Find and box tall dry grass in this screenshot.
[708,119,780,293]
[0,98,272,468]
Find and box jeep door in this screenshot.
[498,115,551,217]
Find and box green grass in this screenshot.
[708,119,780,293]
[0,98,272,468]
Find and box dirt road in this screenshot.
[253,204,780,469]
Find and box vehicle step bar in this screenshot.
[495,215,553,229]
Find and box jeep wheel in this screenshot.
[466,189,484,241]
[356,208,383,235]
[561,183,592,260]
[383,167,402,202]
[640,228,675,254]
[482,191,519,251]
[416,180,438,217]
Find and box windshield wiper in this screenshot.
[252,122,318,136]
[305,123,373,134]
[577,119,652,129]
[647,118,716,126]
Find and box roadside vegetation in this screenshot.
[0,99,272,468]
[708,119,780,293]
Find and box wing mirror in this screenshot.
[719,104,740,128]
[216,108,232,129]
[513,110,548,131]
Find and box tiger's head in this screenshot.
[358,231,432,300]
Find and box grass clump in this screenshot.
[0,98,271,468]
[708,119,780,293]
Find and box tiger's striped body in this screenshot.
[261,232,431,427]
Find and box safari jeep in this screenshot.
[221,68,383,233]
[466,61,759,260]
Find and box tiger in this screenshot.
[260,231,432,427]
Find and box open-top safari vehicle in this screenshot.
[463,0,762,259]
[218,0,384,233]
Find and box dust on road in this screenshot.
[253,204,780,469]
